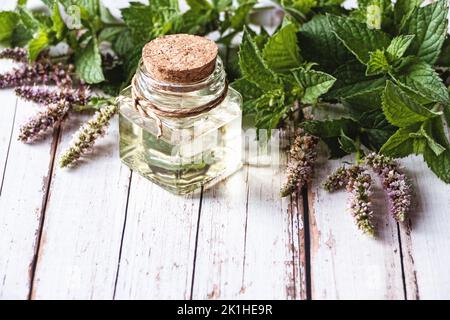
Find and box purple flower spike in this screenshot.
[281,128,319,197]
[18,101,70,143]
[346,168,375,236]
[365,153,412,222]
[0,48,28,62]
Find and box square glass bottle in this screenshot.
[118,34,243,194]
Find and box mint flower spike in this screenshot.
[59,104,119,168]
[323,166,349,192]
[0,47,27,62]
[0,60,74,88]
[18,100,70,143]
[0,63,49,88]
[364,153,412,222]
[15,84,90,106]
[281,128,319,197]
[346,168,375,236]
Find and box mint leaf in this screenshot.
[253,89,286,129]
[262,22,301,73]
[10,24,33,47]
[382,81,440,127]
[400,0,448,64]
[239,27,281,91]
[99,26,126,42]
[28,29,50,62]
[343,86,384,110]
[291,68,336,104]
[0,11,19,41]
[75,38,105,84]
[328,15,391,64]
[99,2,121,24]
[121,3,154,42]
[366,50,389,76]
[213,0,232,11]
[64,0,100,17]
[338,129,358,153]
[395,61,450,104]
[394,0,421,27]
[52,4,65,40]
[231,77,264,114]
[18,8,39,32]
[424,147,450,183]
[327,60,386,101]
[437,38,450,67]
[230,0,255,30]
[421,120,446,156]
[380,124,422,158]
[298,15,352,73]
[386,35,415,61]
[302,118,358,158]
[423,117,450,183]
[186,0,212,10]
[302,118,357,139]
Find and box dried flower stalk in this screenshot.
[0,60,74,88]
[365,153,412,222]
[281,128,319,197]
[59,104,118,168]
[346,169,375,236]
[15,84,90,106]
[18,100,70,143]
[0,47,28,62]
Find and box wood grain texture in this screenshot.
[30,116,131,300]
[0,97,57,299]
[0,87,17,192]
[113,174,200,300]
[399,156,450,300]
[192,143,305,300]
[308,148,405,300]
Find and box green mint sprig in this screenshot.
[298,0,450,183]
[232,22,336,129]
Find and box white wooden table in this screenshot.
[1,0,450,300]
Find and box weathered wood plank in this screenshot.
[308,148,405,300]
[113,175,200,300]
[0,97,57,299]
[399,156,450,300]
[30,115,131,300]
[0,88,17,192]
[191,143,305,299]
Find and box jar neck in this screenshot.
[133,57,227,111]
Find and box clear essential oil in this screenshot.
[118,34,243,194]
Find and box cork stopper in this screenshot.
[142,34,218,84]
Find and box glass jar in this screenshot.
[118,55,243,195]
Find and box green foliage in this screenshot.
[235,26,335,129]
[291,68,336,104]
[27,28,50,61]
[75,38,105,84]
[386,35,414,61]
[298,15,352,73]
[366,49,389,76]
[328,14,391,64]
[382,81,440,127]
[400,0,448,64]
[239,28,281,92]
[1,0,450,183]
[262,22,301,73]
[0,11,19,41]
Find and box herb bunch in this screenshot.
[0,0,449,204]
[0,0,259,166]
[233,0,450,185]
